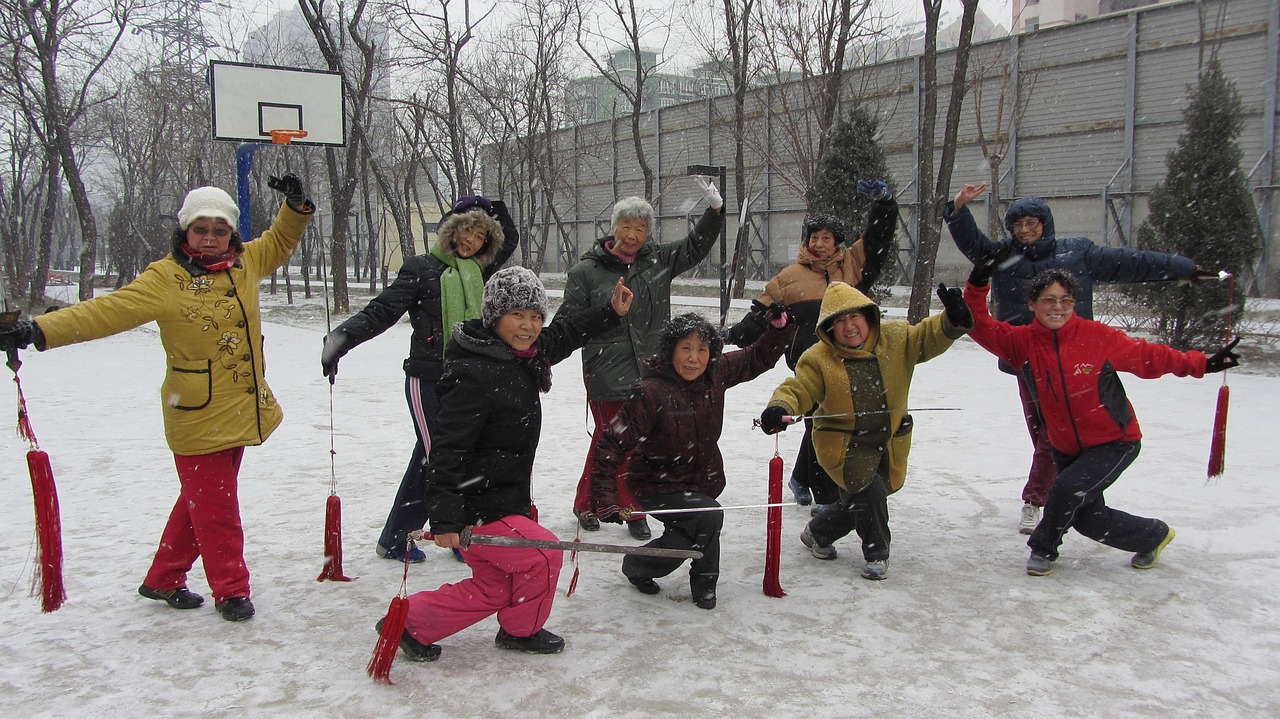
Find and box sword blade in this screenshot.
[464,530,702,559]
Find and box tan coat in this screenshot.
[758,242,871,307]
[767,282,968,493]
[35,204,312,455]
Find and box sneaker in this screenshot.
[495,628,565,654]
[381,541,427,564]
[576,512,600,532]
[1020,503,1041,535]
[861,559,889,581]
[810,503,830,518]
[800,526,837,560]
[1026,552,1054,576]
[138,584,204,610]
[627,518,652,540]
[214,596,255,621]
[629,577,661,595]
[375,617,442,662]
[1132,526,1176,570]
[694,592,717,610]
[788,477,813,506]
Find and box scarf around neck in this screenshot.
[430,246,484,349]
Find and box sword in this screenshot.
[409,529,703,560]
[752,408,962,429]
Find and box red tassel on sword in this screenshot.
[1207,385,1229,477]
[317,491,352,582]
[763,449,786,598]
[368,594,410,683]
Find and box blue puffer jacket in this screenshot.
[944,196,1195,327]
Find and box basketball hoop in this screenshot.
[269,129,309,145]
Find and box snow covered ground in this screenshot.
[2,287,1278,718]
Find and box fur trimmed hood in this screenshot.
[434,208,504,268]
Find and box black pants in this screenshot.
[1029,440,1167,561]
[791,419,842,505]
[807,474,890,562]
[623,492,723,596]
[377,376,439,553]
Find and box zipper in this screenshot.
[1051,330,1084,454]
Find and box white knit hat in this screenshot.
[482,266,549,328]
[177,186,239,230]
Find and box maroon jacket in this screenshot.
[965,281,1207,457]
[591,324,791,511]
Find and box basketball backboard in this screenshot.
[209,60,346,147]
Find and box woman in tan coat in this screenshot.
[0,175,313,621]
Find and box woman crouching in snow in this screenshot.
[588,309,795,609]
[379,267,632,662]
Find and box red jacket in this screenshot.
[965,282,1207,456]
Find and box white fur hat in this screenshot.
[482,266,549,328]
[177,186,239,230]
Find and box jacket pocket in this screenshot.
[165,358,212,411]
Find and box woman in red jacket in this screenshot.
[964,262,1240,577]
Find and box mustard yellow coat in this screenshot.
[767,282,969,493]
[35,204,313,455]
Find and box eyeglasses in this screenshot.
[1011,218,1042,231]
[1036,296,1075,309]
[189,226,232,238]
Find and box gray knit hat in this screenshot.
[482,266,549,328]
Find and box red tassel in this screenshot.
[1208,384,1229,478]
[367,595,410,683]
[529,502,539,523]
[566,539,581,597]
[27,449,65,612]
[317,494,353,582]
[763,455,786,597]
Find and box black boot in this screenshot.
[627,518,651,540]
[694,592,717,610]
[376,618,442,662]
[138,584,204,610]
[629,577,661,595]
[214,596,255,622]
[495,628,565,654]
[576,512,600,532]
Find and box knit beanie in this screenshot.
[178,186,239,230]
[482,266,549,328]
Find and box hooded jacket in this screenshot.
[590,321,794,509]
[767,282,969,493]
[34,203,313,455]
[965,281,1207,456]
[943,197,1196,327]
[326,201,518,380]
[561,206,725,402]
[425,303,622,533]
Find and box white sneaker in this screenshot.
[1019,503,1040,535]
[861,559,889,580]
[800,526,837,560]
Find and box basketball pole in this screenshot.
[235,143,263,240]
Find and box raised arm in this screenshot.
[942,182,1002,264]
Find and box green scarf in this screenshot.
[430,246,484,348]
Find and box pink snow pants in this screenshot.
[143,447,250,603]
[405,515,563,644]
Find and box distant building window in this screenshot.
[1025,18,1039,31]
[1026,0,1039,4]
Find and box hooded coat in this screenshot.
[590,321,794,509]
[34,203,313,455]
[560,207,725,402]
[943,197,1196,327]
[767,282,969,494]
[425,304,622,533]
[326,201,518,380]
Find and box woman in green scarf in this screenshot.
[320,195,518,562]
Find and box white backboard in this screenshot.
[209,61,346,146]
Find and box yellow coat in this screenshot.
[35,204,313,455]
[767,282,968,493]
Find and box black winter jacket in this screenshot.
[426,305,621,532]
[328,201,518,380]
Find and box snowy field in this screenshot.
[2,286,1278,718]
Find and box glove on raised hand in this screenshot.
[452,195,493,215]
[696,176,724,211]
[759,406,788,435]
[267,173,307,208]
[1204,336,1241,374]
[857,180,893,202]
[0,319,39,352]
[762,301,792,329]
[935,283,971,327]
[968,243,1015,287]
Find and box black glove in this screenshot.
[759,406,788,435]
[0,319,39,352]
[761,301,793,328]
[267,173,307,208]
[857,179,893,202]
[1204,336,1241,374]
[969,243,1015,287]
[321,330,349,381]
[452,195,493,215]
[724,301,770,347]
[936,283,971,327]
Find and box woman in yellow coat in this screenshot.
[0,175,314,621]
[759,281,970,581]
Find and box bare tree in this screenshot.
[971,37,1036,238]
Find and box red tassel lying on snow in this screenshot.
[316,493,353,582]
[763,455,786,598]
[27,449,65,613]
[368,594,410,684]
[1207,384,1229,478]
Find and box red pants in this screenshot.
[143,447,250,603]
[1017,374,1058,507]
[404,516,562,644]
[573,399,640,515]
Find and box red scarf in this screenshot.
[180,243,238,271]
